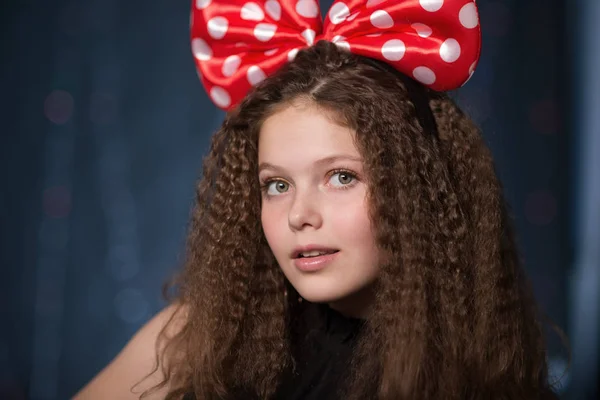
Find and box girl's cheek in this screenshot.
[262,203,288,231]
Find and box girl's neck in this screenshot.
[326,282,376,319]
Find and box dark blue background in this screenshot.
[1,0,598,399]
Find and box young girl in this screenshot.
[75,0,560,399]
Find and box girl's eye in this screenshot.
[329,171,355,187]
[266,180,290,196]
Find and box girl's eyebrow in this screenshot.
[258,154,363,174]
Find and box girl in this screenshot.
[75,0,560,399]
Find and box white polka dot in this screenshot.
[439,38,461,62]
[347,11,359,21]
[241,2,265,21]
[288,47,300,61]
[419,0,443,12]
[335,41,350,51]
[196,0,211,10]
[413,66,436,85]
[207,16,228,40]
[247,65,267,86]
[411,23,432,37]
[254,23,277,41]
[210,86,231,108]
[222,55,242,77]
[366,0,385,7]
[370,10,394,29]
[332,35,350,50]
[264,48,279,56]
[329,2,350,24]
[302,28,316,45]
[381,39,405,61]
[296,0,319,18]
[265,0,282,21]
[192,38,212,61]
[459,2,479,29]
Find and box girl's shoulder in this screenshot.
[73,303,189,400]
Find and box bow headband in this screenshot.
[190,0,481,111]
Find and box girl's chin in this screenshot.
[294,287,350,304]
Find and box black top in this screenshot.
[182,303,365,400]
[273,303,365,399]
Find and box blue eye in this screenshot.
[329,172,355,187]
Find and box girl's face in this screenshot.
[258,103,380,318]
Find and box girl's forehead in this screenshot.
[258,104,359,164]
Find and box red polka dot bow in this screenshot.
[191,0,481,111]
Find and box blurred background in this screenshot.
[1,0,598,399]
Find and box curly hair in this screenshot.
[143,40,558,400]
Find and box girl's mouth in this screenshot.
[296,249,339,258]
[293,250,340,272]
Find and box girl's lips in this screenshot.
[293,251,340,272]
[291,245,339,259]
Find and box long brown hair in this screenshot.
[144,40,558,399]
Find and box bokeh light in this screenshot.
[107,244,140,282]
[113,288,149,324]
[44,90,74,125]
[43,186,72,218]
